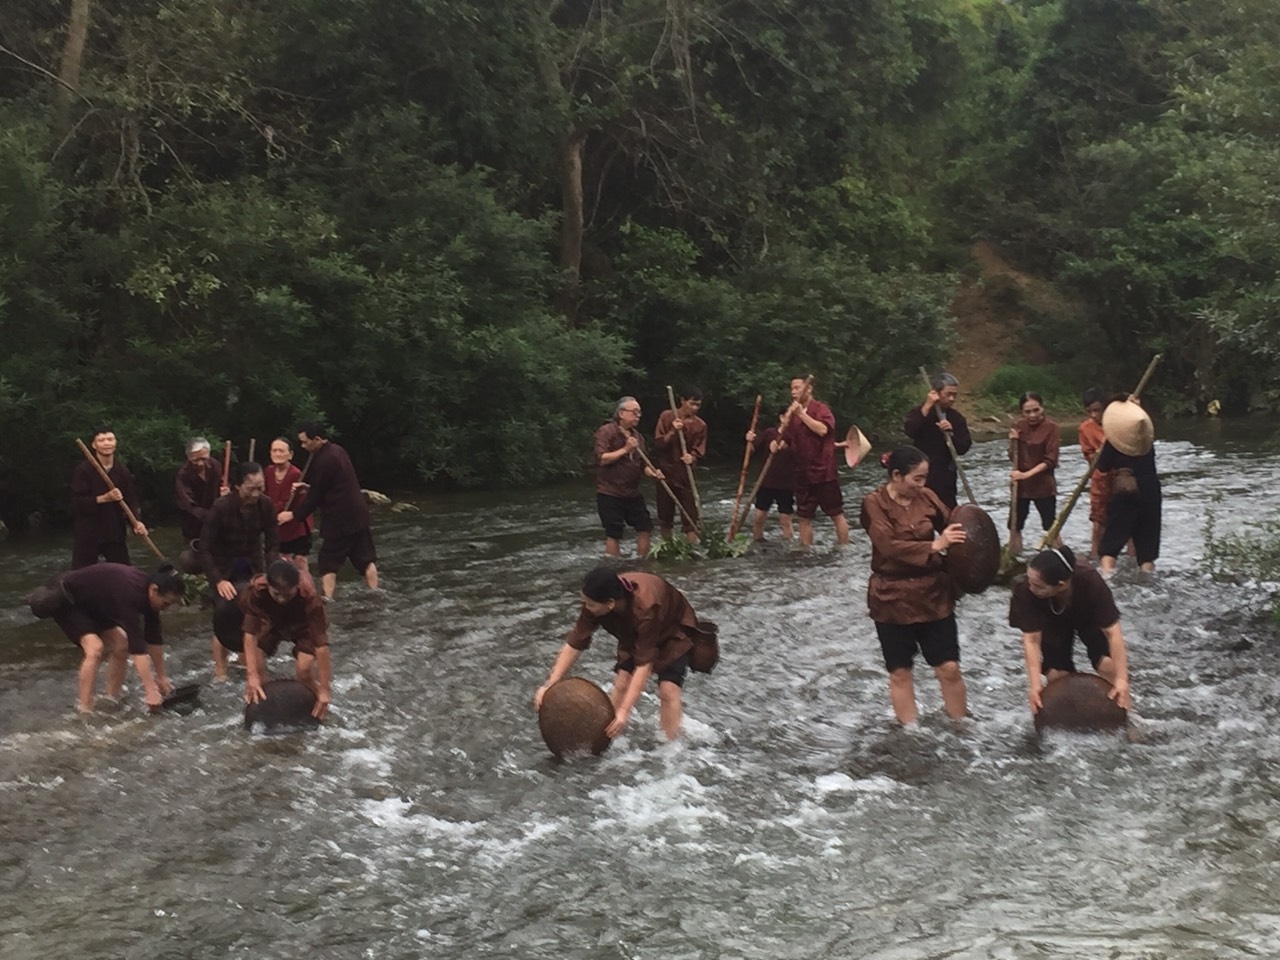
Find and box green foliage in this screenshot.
[979,364,1079,414]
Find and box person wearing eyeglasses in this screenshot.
[593,397,664,557]
[1007,391,1061,556]
[198,461,281,680]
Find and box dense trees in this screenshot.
[0,1,1275,525]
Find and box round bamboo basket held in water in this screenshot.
[1101,401,1155,457]
[243,679,321,731]
[945,504,1001,595]
[1034,673,1128,733]
[538,677,615,757]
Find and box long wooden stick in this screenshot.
[635,445,701,534]
[247,438,256,463]
[222,439,232,482]
[283,450,316,512]
[75,439,165,560]
[1035,354,1162,551]
[665,386,702,517]
[729,375,812,540]
[727,395,763,540]
[919,367,977,506]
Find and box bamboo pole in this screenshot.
[75,438,165,560]
[665,385,702,517]
[1034,354,1163,551]
[635,445,701,535]
[918,367,977,506]
[727,395,763,541]
[247,438,256,463]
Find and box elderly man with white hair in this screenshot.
[592,397,665,557]
[904,372,973,510]
[175,436,228,545]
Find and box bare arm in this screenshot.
[312,646,332,719]
[1022,631,1044,714]
[534,643,584,710]
[1101,622,1131,709]
[606,661,654,738]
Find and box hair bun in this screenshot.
[879,452,891,468]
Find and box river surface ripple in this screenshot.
[1,421,1279,959]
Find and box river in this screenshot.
[1,420,1279,959]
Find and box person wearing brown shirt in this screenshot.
[174,437,227,543]
[535,567,717,741]
[241,559,332,720]
[69,428,148,569]
[1009,545,1132,716]
[745,408,797,541]
[593,397,665,557]
[859,446,969,724]
[653,387,707,542]
[199,461,280,680]
[1007,391,1062,556]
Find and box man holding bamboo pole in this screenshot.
[70,428,148,569]
[654,387,706,543]
[782,377,850,546]
[592,397,664,557]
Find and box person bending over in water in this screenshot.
[1009,545,1132,716]
[52,563,184,712]
[859,445,969,724]
[241,559,332,720]
[534,567,718,741]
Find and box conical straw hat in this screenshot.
[843,425,872,469]
[1102,400,1154,456]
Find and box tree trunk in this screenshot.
[557,131,586,324]
[54,0,92,131]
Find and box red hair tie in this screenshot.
[879,452,891,468]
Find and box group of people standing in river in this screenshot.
[552,373,1157,740]
[51,422,379,717]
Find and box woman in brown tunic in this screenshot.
[859,446,968,724]
[1007,391,1061,555]
[534,567,717,741]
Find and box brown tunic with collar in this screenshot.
[859,485,955,624]
[564,572,713,671]
[1011,417,1060,500]
[653,409,707,489]
[594,422,648,499]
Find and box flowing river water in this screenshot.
[2,420,1280,959]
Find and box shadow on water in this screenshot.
[2,418,1280,958]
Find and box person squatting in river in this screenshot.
[52,563,185,712]
[859,446,969,724]
[535,567,718,741]
[199,461,280,680]
[241,559,332,720]
[1009,545,1132,715]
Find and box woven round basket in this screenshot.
[1101,401,1154,457]
[538,677,615,757]
[945,504,1001,595]
[1034,673,1128,733]
[154,683,202,715]
[243,678,320,732]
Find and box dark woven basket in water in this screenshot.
[1034,673,1128,733]
[243,679,320,731]
[154,683,202,715]
[539,677,615,757]
[945,504,1001,595]
[26,575,72,619]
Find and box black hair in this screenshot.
[149,563,185,596]
[271,435,293,448]
[1081,387,1106,407]
[1028,545,1076,585]
[267,559,302,590]
[296,420,328,440]
[777,406,790,418]
[232,460,263,486]
[90,426,114,441]
[678,386,703,402]
[582,566,627,602]
[885,444,928,478]
[1018,391,1045,410]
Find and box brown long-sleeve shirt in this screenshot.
[860,486,954,624]
[239,571,329,655]
[198,492,280,583]
[71,459,140,549]
[175,459,224,541]
[564,571,713,670]
[653,410,707,490]
[594,422,648,499]
[1011,417,1060,499]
